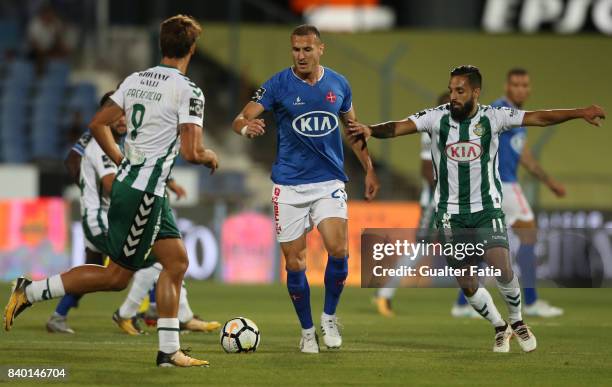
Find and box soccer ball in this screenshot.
[220,317,260,353]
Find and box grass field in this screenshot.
[2,282,612,386]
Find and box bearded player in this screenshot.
[232,25,379,353]
[452,68,565,318]
[348,65,605,352]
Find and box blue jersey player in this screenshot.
[453,68,565,318]
[232,25,379,353]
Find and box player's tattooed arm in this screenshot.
[347,118,418,140]
[232,102,266,138]
[522,105,606,127]
[89,98,125,166]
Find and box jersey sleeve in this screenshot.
[251,75,277,111]
[177,81,205,127]
[89,143,117,179]
[72,131,92,156]
[420,133,432,161]
[110,74,133,109]
[340,77,353,113]
[490,106,525,133]
[408,107,440,134]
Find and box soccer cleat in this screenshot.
[524,300,564,318]
[320,313,342,349]
[180,315,221,333]
[451,304,482,319]
[156,349,209,367]
[299,330,320,354]
[46,315,75,334]
[4,277,33,331]
[374,297,395,318]
[112,310,145,336]
[493,323,513,353]
[511,320,537,352]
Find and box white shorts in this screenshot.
[502,182,534,225]
[272,179,348,243]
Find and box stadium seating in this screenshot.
[0,56,97,163]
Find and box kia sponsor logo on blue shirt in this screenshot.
[291,111,339,137]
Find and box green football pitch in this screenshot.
[1,282,611,386]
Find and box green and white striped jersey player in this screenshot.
[348,65,605,353]
[410,102,522,219]
[4,15,216,367]
[111,65,204,198]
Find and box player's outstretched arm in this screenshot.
[89,99,125,166]
[522,105,606,127]
[232,102,266,138]
[341,109,380,201]
[520,145,566,198]
[179,123,218,174]
[347,118,418,141]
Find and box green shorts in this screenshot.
[435,208,509,267]
[107,180,181,271]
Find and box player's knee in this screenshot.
[285,254,306,272]
[163,253,188,278]
[326,243,348,259]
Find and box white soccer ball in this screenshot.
[220,317,260,353]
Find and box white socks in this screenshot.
[466,288,505,327]
[377,288,397,300]
[302,326,316,337]
[496,275,523,324]
[178,282,194,323]
[119,265,160,318]
[157,318,180,354]
[25,275,65,303]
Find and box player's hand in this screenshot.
[203,149,218,174]
[347,119,372,141]
[168,181,187,200]
[364,169,380,201]
[548,179,566,198]
[582,105,606,126]
[243,119,266,138]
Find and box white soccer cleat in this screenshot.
[493,323,513,353]
[511,321,537,352]
[524,300,564,318]
[299,328,320,354]
[46,315,75,334]
[451,304,482,319]
[320,313,342,349]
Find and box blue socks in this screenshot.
[456,290,469,306]
[149,284,156,304]
[55,294,82,317]
[324,255,348,315]
[517,243,538,305]
[286,269,313,329]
